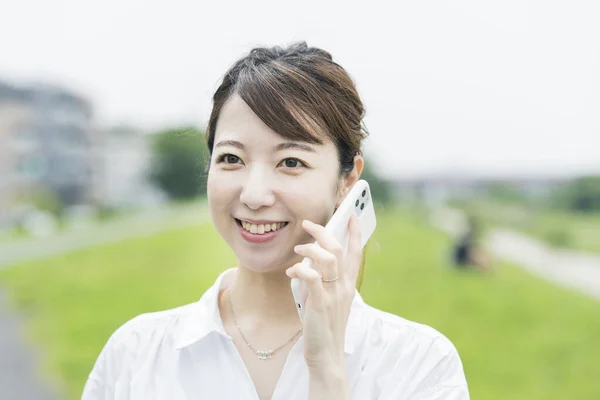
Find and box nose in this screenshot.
[239,166,276,210]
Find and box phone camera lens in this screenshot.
[362,190,366,197]
[360,203,365,210]
[355,199,359,206]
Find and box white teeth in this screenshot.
[240,220,286,235]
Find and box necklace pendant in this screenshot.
[256,350,273,360]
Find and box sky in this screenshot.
[1,0,598,179]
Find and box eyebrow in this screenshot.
[215,140,317,153]
[215,140,245,150]
[274,142,317,153]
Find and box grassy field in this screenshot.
[1,208,600,399]
[455,200,600,254]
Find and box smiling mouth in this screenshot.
[235,218,289,235]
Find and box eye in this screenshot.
[217,153,242,164]
[280,158,306,169]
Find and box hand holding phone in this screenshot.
[290,179,377,321]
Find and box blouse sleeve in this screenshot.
[81,335,116,399]
[81,319,135,400]
[376,333,470,400]
[406,349,470,399]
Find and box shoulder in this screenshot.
[357,304,469,397]
[91,303,196,378]
[364,304,459,355]
[106,302,195,356]
[82,303,198,399]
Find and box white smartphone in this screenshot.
[290,179,377,321]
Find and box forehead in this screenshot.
[214,93,335,151]
[215,94,281,143]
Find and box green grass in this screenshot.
[1,208,600,399]
[523,210,600,253]
[455,200,600,254]
[0,221,237,399]
[363,210,600,399]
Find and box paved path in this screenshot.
[0,202,208,269]
[486,229,600,300]
[0,202,209,399]
[0,288,59,400]
[430,207,600,301]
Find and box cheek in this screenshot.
[278,178,338,225]
[207,170,238,212]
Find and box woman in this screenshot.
[83,42,469,400]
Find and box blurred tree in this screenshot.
[552,175,600,213]
[360,161,393,205]
[485,183,532,205]
[149,127,209,200]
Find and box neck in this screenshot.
[227,265,301,327]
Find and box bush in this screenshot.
[543,228,572,248]
[552,175,600,213]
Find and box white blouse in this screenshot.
[82,268,469,399]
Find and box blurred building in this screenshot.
[0,80,99,227]
[391,175,566,206]
[0,80,167,229]
[97,125,165,208]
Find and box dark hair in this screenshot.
[206,42,368,176]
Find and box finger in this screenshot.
[286,263,325,306]
[294,243,339,282]
[345,213,363,284]
[301,220,344,260]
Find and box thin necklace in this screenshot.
[227,289,303,360]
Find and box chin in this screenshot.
[237,252,293,274]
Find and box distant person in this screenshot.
[453,216,491,272]
[82,42,469,400]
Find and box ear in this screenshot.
[336,155,364,207]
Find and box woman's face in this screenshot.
[207,94,353,273]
